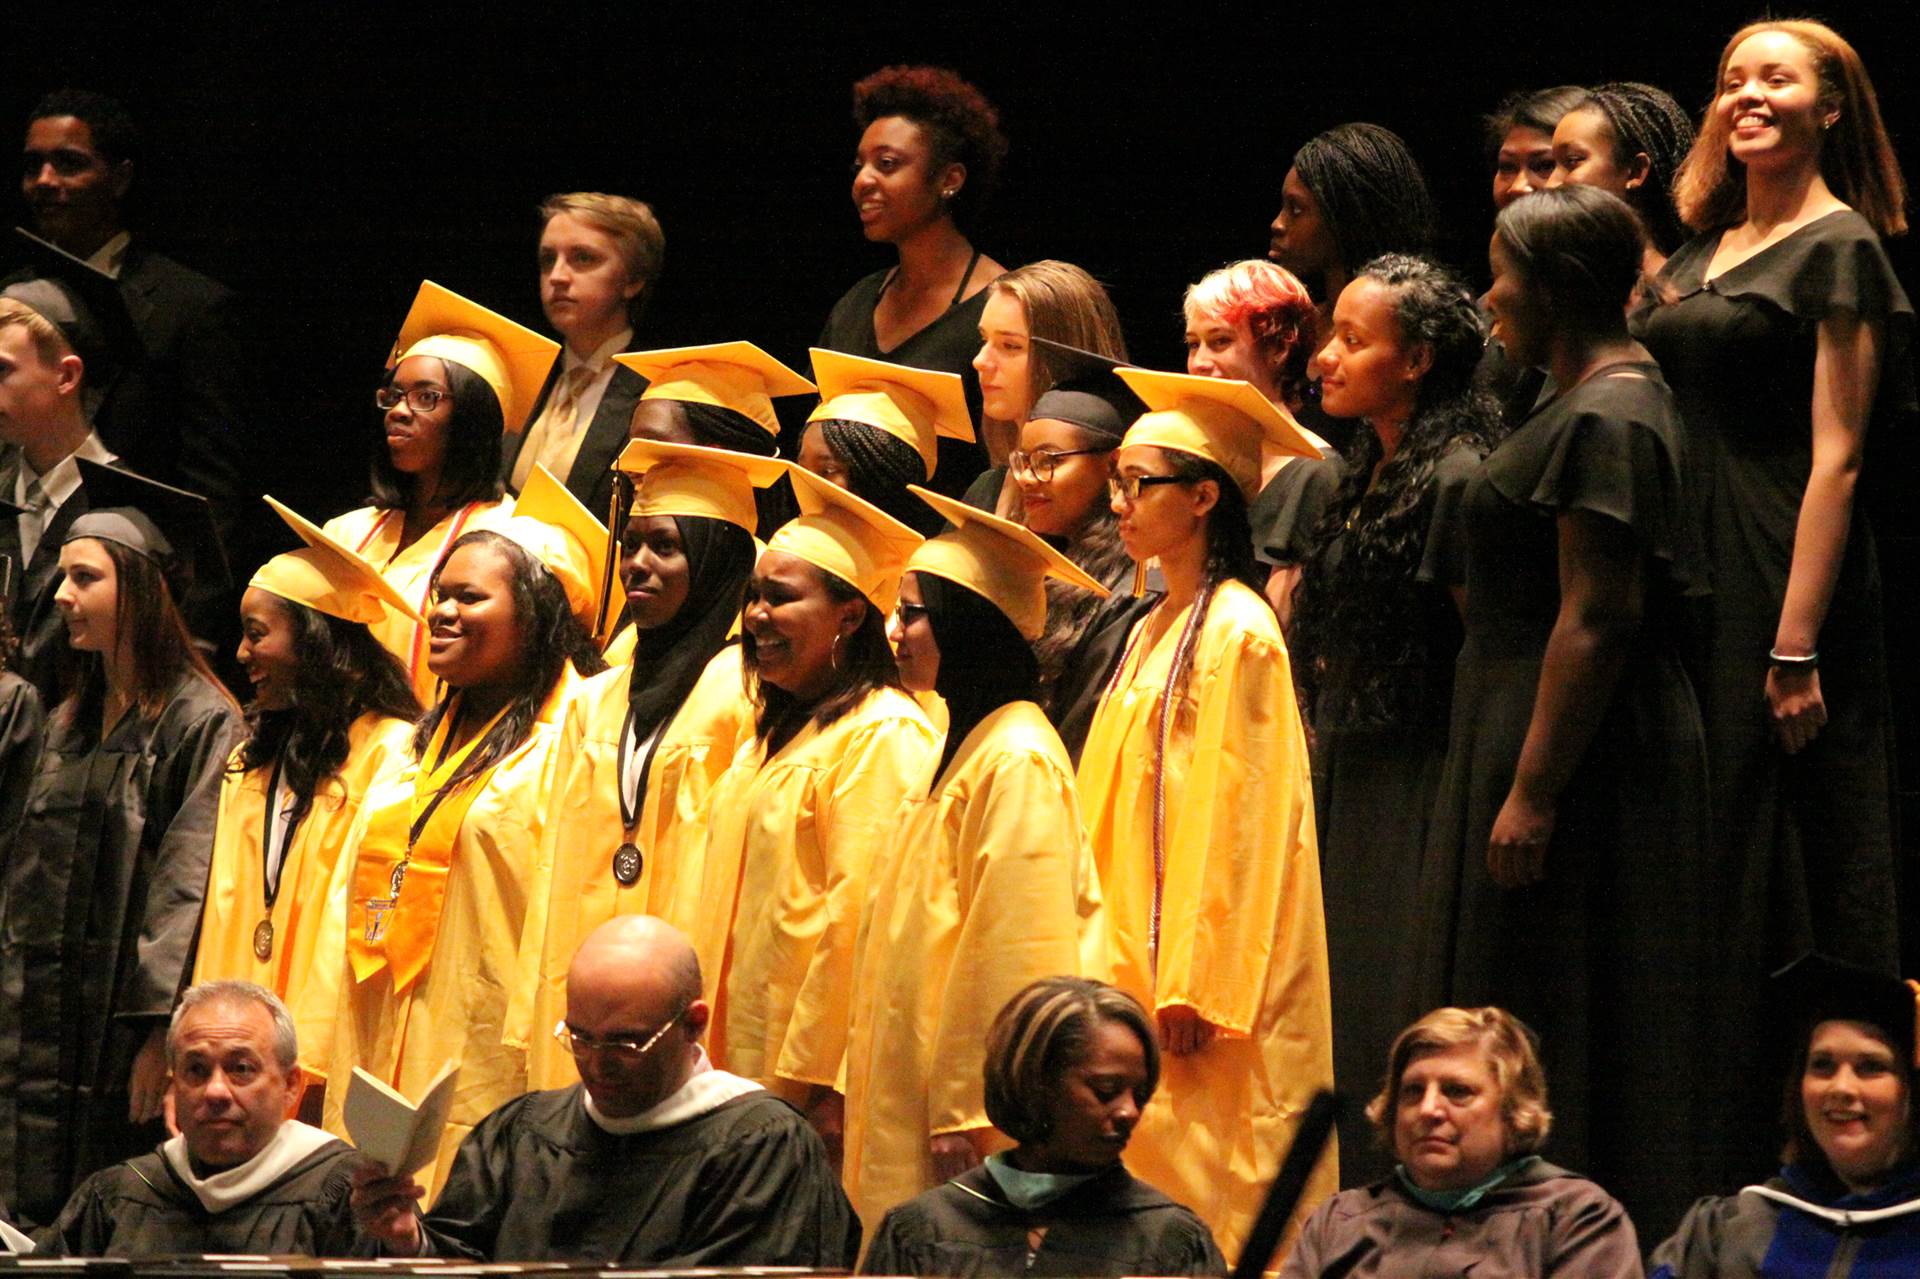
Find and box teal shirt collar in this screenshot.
[983,1152,1104,1210]
[1394,1155,1541,1213]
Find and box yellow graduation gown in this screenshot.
[509,643,755,1089]
[193,712,416,1083]
[321,668,579,1203]
[841,700,1103,1236]
[1075,579,1335,1264]
[692,686,937,1103]
[321,500,511,707]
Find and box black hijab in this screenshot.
[919,572,1039,785]
[627,513,757,758]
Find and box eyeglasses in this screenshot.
[890,601,930,627]
[1107,473,1190,505]
[375,385,451,414]
[1009,447,1106,482]
[552,1008,685,1063]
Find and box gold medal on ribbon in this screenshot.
[252,918,275,961]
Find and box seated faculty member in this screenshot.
[352,915,859,1266]
[32,981,360,1257]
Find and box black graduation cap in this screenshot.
[65,459,230,601]
[1773,951,1919,1068]
[1028,336,1148,444]
[1,227,141,406]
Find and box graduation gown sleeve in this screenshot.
[0,674,44,859]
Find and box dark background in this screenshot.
[8,0,1918,960]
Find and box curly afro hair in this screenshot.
[853,65,1008,230]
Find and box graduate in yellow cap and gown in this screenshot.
[840,485,1109,1236]
[691,465,938,1154]
[509,438,786,1090]
[193,499,423,1092]
[1075,368,1335,1263]
[618,340,814,543]
[324,281,559,705]
[797,348,972,537]
[323,468,608,1200]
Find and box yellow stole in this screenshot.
[348,699,509,994]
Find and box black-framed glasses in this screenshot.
[1107,473,1190,505]
[375,385,451,414]
[1009,447,1106,482]
[891,600,931,627]
[552,1007,685,1063]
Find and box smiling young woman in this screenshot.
[818,65,1009,497]
[323,283,559,706]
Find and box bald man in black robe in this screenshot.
[353,916,858,1266]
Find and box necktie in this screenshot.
[532,365,597,479]
[19,475,51,565]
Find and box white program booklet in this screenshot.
[342,1062,461,1177]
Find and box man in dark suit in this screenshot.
[0,291,122,705]
[502,193,663,526]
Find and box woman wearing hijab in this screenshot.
[512,437,786,1091]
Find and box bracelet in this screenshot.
[1768,648,1819,669]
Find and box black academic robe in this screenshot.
[500,363,648,523]
[861,1162,1225,1278]
[0,675,44,865]
[33,1138,361,1257]
[0,670,242,1226]
[419,1083,859,1267]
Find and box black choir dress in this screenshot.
[1296,442,1481,1188]
[1415,363,1710,1241]
[819,261,996,497]
[0,672,241,1226]
[1632,207,1914,1196]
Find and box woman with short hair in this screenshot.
[862,977,1224,1277]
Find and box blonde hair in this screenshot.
[0,296,75,366]
[1366,1006,1554,1157]
[539,192,668,318]
[1674,19,1907,236]
[990,260,1129,411]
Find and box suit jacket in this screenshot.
[500,362,648,524]
[0,451,133,709]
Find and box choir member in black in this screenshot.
[1268,122,1437,453]
[1632,16,1912,1185]
[33,982,359,1257]
[862,976,1224,1277]
[1547,81,1696,278]
[1289,253,1500,1185]
[819,65,1007,495]
[351,915,858,1267]
[1420,184,1710,1240]
[0,463,242,1227]
[1477,86,1587,426]
[1012,339,1152,762]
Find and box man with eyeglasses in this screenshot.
[350,915,858,1265]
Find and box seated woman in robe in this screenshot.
[797,349,973,536]
[862,975,1224,1277]
[193,499,422,1099]
[324,281,558,704]
[1651,953,1920,1278]
[1282,1005,1641,1278]
[841,486,1107,1235]
[323,477,608,1201]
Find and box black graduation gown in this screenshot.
[1414,365,1712,1241]
[419,1084,859,1267]
[861,1162,1225,1278]
[0,674,44,865]
[33,1139,360,1257]
[0,670,241,1226]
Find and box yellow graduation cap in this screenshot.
[616,439,790,536]
[388,280,561,432]
[807,348,973,480]
[1114,367,1321,499]
[906,486,1108,641]
[616,341,816,437]
[491,465,607,627]
[256,496,427,626]
[768,464,924,613]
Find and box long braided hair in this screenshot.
[815,419,942,536]
[1570,82,1696,254]
[1291,123,1437,293]
[1292,254,1502,729]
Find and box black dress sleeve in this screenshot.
[1416,444,1484,587]
[1251,455,1343,567]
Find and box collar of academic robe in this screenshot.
[157,1120,345,1214]
[949,1161,1182,1220]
